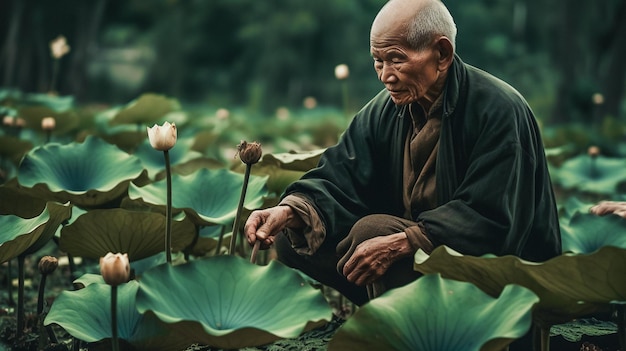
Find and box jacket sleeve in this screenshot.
[283,91,403,247]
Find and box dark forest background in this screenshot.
[1,0,626,125]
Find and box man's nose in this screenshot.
[379,63,397,83]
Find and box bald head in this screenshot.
[371,0,456,51]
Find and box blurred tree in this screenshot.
[548,0,626,124]
[1,0,624,123]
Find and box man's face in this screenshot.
[370,35,441,106]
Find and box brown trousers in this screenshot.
[275,214,423,306]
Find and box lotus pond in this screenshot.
[1,91,625,351]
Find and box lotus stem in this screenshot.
[540,326,550,351]
[7,259,14,306]
[617,304,625,351]
[229,163,252,255]
[342,81,350,121]
[50,59,59,93]
[16,254,25,339]
[164,149,173,263]
[37,273,47,316]
[250,241,261,264]
[111,285,120,351]
[215,225,226,256]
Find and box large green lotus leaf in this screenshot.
[0,182,47,217]
[17,105,79,134]
[17,135,144,207]
[59,208,196,261]
[44,280,191,351]
[20,92,75,111]
[110,93,180,126]
[0,206,50,263]
[0,135,33,165]
[558,196,593,221]
[561,212,626,253]
[133,138,203,179]
[135,256,333,349]
[128,168,268,226]
[553,154,626,194]
[261,149,324,172]
[23,201,72,255]
[44,281,141,342]
[231,149,322,196]
[99,131,147,153]
[328,274,539,351]
[414,245,626,326]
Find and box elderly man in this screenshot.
[245,0,561,307]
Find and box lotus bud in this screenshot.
[303,96,317,109]
[588,146,600,158]
[592,93,604,105]
[50,35,70,59]
[41,117,56,131]
[99,253,130,287]
[237,140,262,165]
[2,115,14,126]
[147,122,177,151]
[38,256,59,275]
[14,117,26,128]
[215,108,230,120]
[334,64,349,80]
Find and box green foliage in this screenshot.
[414,245,626,326]
[128,168,269,226]
[17,136,145,207]
[328,274,538,351]
[135,256,333,349]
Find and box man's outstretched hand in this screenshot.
[590,201,626,218]
[244,205,304,249]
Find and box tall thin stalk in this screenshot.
[16,254,25,339]
[164,149,173,263]
[229,163,251,255]
[111,285,119,351]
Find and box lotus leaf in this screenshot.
[0,182,48,217]
[328,274,539,351]
[561,212,626,253]
[17,135,144,207]
[23,201,72,255]
[110,93,180,126]
[17,105,79,134]
[44,280,192,351]
[0,206,49,263]
[559,196,593,221]
[135,256,333,349]
[414,245,626,326]
[59,208,196,261]
[261,149,324,172]
[100,131,148,153]
[0,135,33,165]
[20,92,75,111]
[133,138,203,179]
[128,168,268,226]
[552,154,626,194]
[231,149,322,196]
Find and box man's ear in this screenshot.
[435,36,454,71]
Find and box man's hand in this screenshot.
[340,232,413,286]
[244,205,304,249]
[590,201,626,218]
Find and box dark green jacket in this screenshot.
[285,55,561,262]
